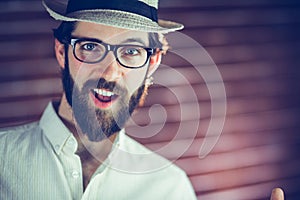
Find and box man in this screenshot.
[0,0,197,199]
[0,0,284,199]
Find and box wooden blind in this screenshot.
[0,0,299,199]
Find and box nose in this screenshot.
[98,51,126,81]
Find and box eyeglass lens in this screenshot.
[73,40,149,68]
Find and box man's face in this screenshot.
[61,22,153,141]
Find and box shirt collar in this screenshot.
[39,101,73,155]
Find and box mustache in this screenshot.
[82,78,126,95]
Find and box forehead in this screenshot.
[72,21,149,45]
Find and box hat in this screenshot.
[42,0,184,33]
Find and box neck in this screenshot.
[58,94,74,128]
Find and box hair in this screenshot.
[53,21,169,54]
[53,21,76,44]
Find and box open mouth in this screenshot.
[90,88,119,109]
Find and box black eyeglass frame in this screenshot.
[67,37,157,69]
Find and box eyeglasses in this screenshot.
[68,37,156,69]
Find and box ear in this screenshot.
[147,51,162,77]
[55,39,66,69]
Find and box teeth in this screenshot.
[93,89,114,97]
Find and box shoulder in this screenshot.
[0,121,40,137]
[0,122,43,152]
[116,132,189,177]
[111,132,197,199]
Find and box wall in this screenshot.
[0,0,299,199]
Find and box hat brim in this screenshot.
[42,0,184,33]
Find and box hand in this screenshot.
[270,188,284,200]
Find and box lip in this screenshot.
[90,89,118,109]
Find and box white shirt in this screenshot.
[0,102,197,200]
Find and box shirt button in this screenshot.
[71,170,80,179]
[68,138,76,145]
[54,144,60,150]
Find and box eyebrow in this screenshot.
[120,38,147,46]
[71,35,147,46]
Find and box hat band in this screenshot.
[66,0,158,22]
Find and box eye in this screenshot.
[124,47,141,56]
[82,43,97,51]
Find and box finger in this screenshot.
[270,188,284,200]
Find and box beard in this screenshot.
[61,64,147,142]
